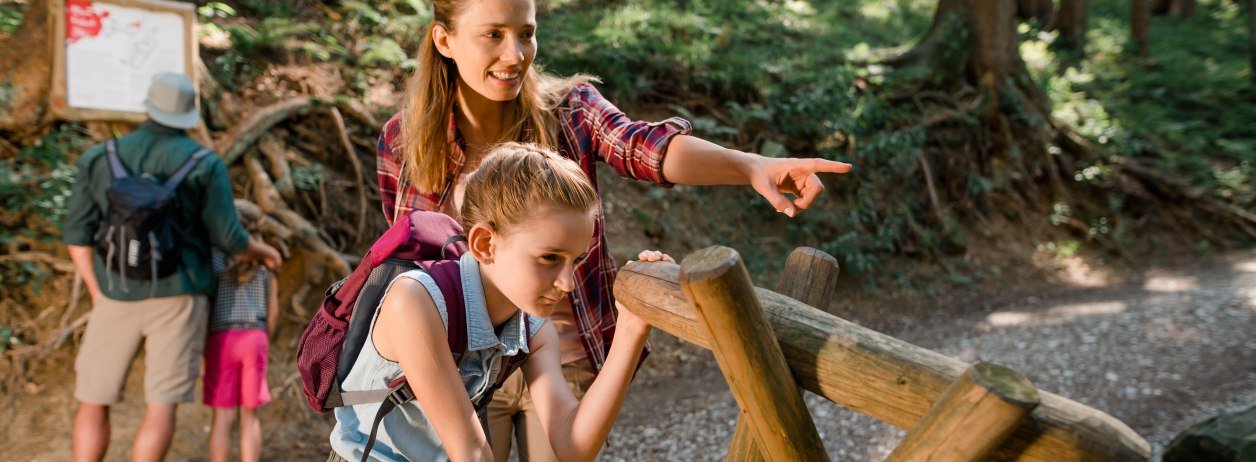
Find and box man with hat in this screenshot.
[62,72,282,461]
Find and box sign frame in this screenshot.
[50,0,198,122]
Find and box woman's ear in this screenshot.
[432,23,454,59]
[466,223,495,264]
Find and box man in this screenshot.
[61,72,281,461]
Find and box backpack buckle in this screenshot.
[387,383,415,405]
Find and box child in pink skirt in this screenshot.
[204,248,278,462]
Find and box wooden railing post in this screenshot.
[886,362,1040,462]
[680,246,829,462]
[728,247,839,462]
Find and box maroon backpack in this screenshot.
[296,210,530,461]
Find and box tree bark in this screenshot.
[1017,0,1054,26]
[1250,0,1255,81]
[1055,0,1090,51]
[0,0,53,145]
[921,0,1020,85]
[1154,0,1196,18]
[1132,0,1152,57]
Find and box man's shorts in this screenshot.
[203,329,271,408]
[74,294,208,405]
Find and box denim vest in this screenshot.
[330,253,545,461]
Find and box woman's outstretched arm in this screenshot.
[661,135,853,217]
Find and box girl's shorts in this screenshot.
[203,329,272,408]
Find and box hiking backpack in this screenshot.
[296,210,532,462]
[94,139,210,297]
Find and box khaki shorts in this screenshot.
[487,359,596,462]
[74,294,208,404]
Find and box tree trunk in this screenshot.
[0,0,53,146]
[1132,0,1152,57]
[921,0,1019,85]
[1017,0,1054,26]
[1250,0,1255,82]
[1172,0,1196,18]
[1155,0,1197,18]
[1055,0,1090,51]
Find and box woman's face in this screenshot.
[435,0,537,102]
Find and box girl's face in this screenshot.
[477,205,595,318]
[435,0,537,102]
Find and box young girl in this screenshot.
[331,143,669,462]
[376,1,851,458]
[205,241,279,462]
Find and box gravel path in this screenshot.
[601,250,1256,461]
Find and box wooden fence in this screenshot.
[614,245,1151,462]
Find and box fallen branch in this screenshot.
[336,99,380,129]
[328,107,369,241]
[218,97,319,165]
[244,153,285,213]
[258,134,295,197]
[40,314,88,360]
[1,252,75,273]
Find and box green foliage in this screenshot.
[292,163,326,191]
[0,124,92,243]
[1049,0,1255,211]
[0,3,22,35]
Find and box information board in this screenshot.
[51,0,197,122]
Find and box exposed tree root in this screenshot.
[218,97,320,165]
[328,107,369,241]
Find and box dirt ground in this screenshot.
[3,247,1252,461]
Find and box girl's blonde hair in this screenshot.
[401,0,596,194]
[460,142,599,233]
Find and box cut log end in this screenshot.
[679,245,741,283]
[972,362,1041,409]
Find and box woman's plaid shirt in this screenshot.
[376,83,691,371]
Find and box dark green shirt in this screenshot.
[61,121,250,301]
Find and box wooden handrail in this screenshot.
[615,261,1151,462]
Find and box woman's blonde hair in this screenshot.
[460,142,600,233]
[401,0,596,194]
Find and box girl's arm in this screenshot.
[660,135,852,217]
[522,315,649,462]
[266,274,279,339]
[374,277,492,462]
[523,250,667,462]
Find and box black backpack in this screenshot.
[94,139,210,297]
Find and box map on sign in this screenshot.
[63,0,188,113]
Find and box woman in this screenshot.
[375,0,852,460]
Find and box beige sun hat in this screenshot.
[143,72,199,129]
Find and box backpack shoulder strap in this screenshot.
[163,146,211,190]
[427,261,468,362]
[104,139,129,179]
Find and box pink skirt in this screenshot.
[203,329,272,408]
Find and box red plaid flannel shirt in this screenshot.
[376,83,692,371]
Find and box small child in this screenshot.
[329,143,669,462]
[205,243,279,462]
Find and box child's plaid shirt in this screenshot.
[376,83,692,372]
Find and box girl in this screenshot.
[332,143,670,462]
[205,238,280,462]
[376,0,852,459]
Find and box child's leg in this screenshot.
[209,407,235,462]
[239,406,261,462]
